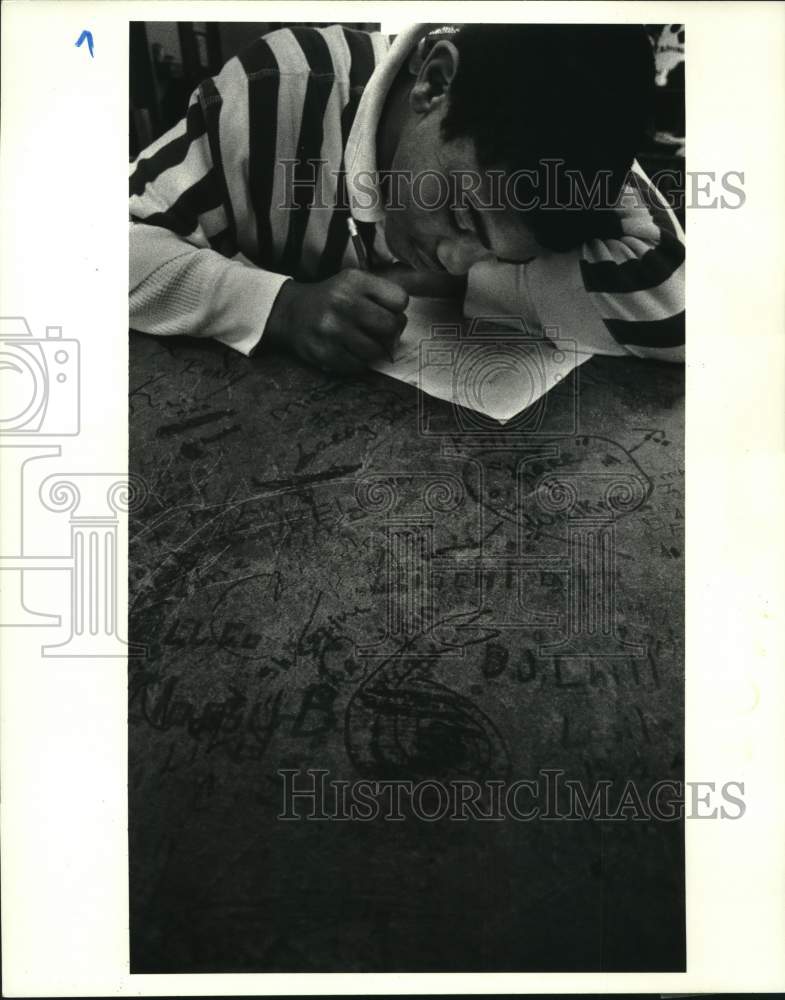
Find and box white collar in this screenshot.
[344,24,428,223]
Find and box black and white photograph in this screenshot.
[128,18,688,972]
[2,1,784,995]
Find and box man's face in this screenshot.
[382,61,543,274]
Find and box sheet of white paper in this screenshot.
[370,296,592,424]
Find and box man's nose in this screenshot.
[436,236,493,275]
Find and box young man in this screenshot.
[129,22,685,373]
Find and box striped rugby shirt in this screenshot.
[129,23,685,362]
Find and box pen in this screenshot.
[347,217,370,271]
[347,217,395,363]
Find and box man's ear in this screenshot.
[408,39,460,114]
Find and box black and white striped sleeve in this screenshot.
[463,163,685,364]
[129,51,290,355]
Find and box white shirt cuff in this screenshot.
[211,257,292,357]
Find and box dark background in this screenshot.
[129,21,378,158]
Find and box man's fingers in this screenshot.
[309,326,371,373]
[337,325,391,363]
[354,272,410,313]
[348,298,406,344]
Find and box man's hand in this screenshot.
[265,269,409,374]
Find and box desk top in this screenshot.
[129,331,685,973]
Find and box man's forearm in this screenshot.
[129,222,290,356]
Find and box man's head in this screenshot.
[379,23,655,273]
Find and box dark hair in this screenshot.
[441,24,656,251]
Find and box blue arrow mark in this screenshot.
[75,30,94,58]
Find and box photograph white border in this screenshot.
[1,0,784,994]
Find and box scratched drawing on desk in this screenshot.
[127,332,685,973]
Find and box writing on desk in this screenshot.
[477,647,664,692]
[629,427,672,453]
[130,670,348,767]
